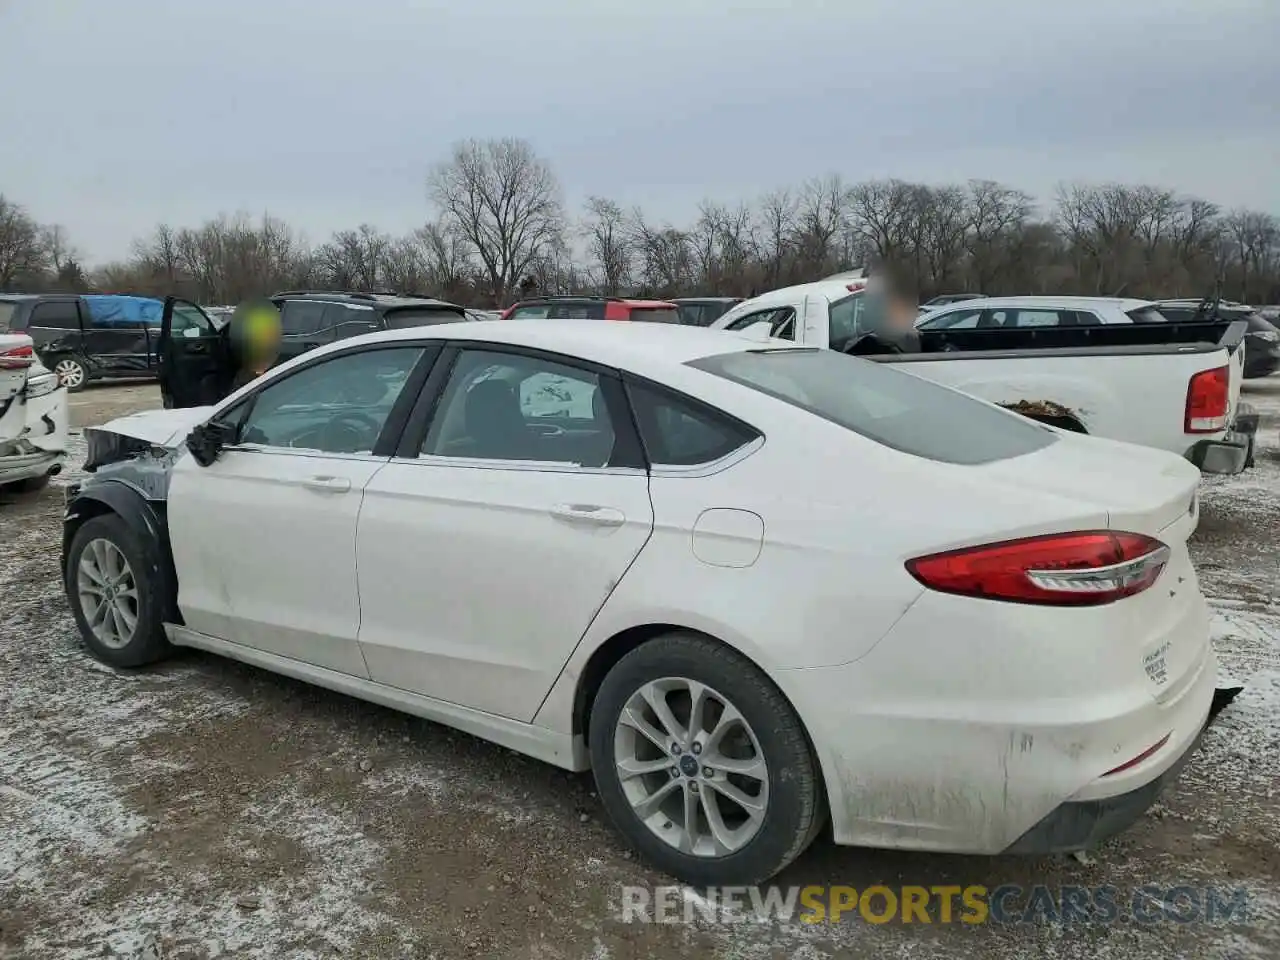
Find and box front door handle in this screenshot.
[301,475,352,494]
[549,503,626,527]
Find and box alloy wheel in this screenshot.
[613,677,769,858]
[77,538,140,650]
[54,359,86,389]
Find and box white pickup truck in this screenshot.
[712,279,1258,474]
[0,333,70,492]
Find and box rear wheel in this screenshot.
[53,357,88,392]
[66,514,171,667]
[589,632,825,884]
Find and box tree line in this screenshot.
[3,137,1278,308]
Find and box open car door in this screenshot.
[157,297,235,409]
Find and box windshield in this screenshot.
[0,301,16,333]
[382,307,467,330]
[689,348,1057,465]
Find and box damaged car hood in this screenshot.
[91,406,216,448]
[83,406,213,473]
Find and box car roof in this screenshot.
[0,294,41,302]
[510,296,678,308]
[271,291,462,310]
[322,318,785,372]
[674,297,742,304]
[931,295,1155,312]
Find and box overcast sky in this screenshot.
[2,0,1277,263]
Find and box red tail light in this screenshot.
[1184,365,1229,433]
[0,343,35,370]
[906,531,1170,606]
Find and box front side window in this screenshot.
[236,346,423,454]
[422,349,618,467]
[625,380,759,468]
[690,348,1056,465]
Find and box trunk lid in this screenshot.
[974,431,1201,540]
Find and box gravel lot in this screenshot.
[2,379,1277,960]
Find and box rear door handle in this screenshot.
[301,475,352,494]
[549,503,626,527]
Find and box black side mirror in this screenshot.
[186,421,238,467]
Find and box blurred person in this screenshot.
[228,299,283,391]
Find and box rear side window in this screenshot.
[627,307,680,324]
[689,349,1056,465]
[919,308,981,330]
[0,301,19,332]
[827,292,870,347]
[279,300,328,336]
[28,301,80,330]
[382,307,466,330]
[625,380,760,468]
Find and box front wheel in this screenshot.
[53,356,89,392]
[589,633,825,885]
[66,513,171,668]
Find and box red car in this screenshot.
[499,296,680,324]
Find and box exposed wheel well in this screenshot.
[573,622,681,739]
[62,498,116,561]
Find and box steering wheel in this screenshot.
[317,412,382,453]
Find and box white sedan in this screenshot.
[64,308,1217,883]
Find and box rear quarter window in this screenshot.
[0,301,19,332]
[689,348,1056,465]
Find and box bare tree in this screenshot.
[428,138,565,305]
[0,195,49,289]
[581,196,631,295]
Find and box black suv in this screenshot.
[268,291,467,365]
[154,292,469,408]
[0,293,210,391]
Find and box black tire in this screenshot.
[2,473,51,494]
[589,632,825,885]
[65,513,171,668]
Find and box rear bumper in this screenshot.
[1185,403,1258,474]
[1004,716,1205,853]
[0,449,64,485]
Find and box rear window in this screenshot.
[382,307,466,330]
[1127,307,1170,324]
[0,301,17,333]
[627,307,680,324]
[688,348,1057,465]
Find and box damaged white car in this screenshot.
[1,332,69,492]
[65,300,1232,884]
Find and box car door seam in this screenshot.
[527,477,658,724]
[350,460,390,680]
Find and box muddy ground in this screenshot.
[1,379,1277,959]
